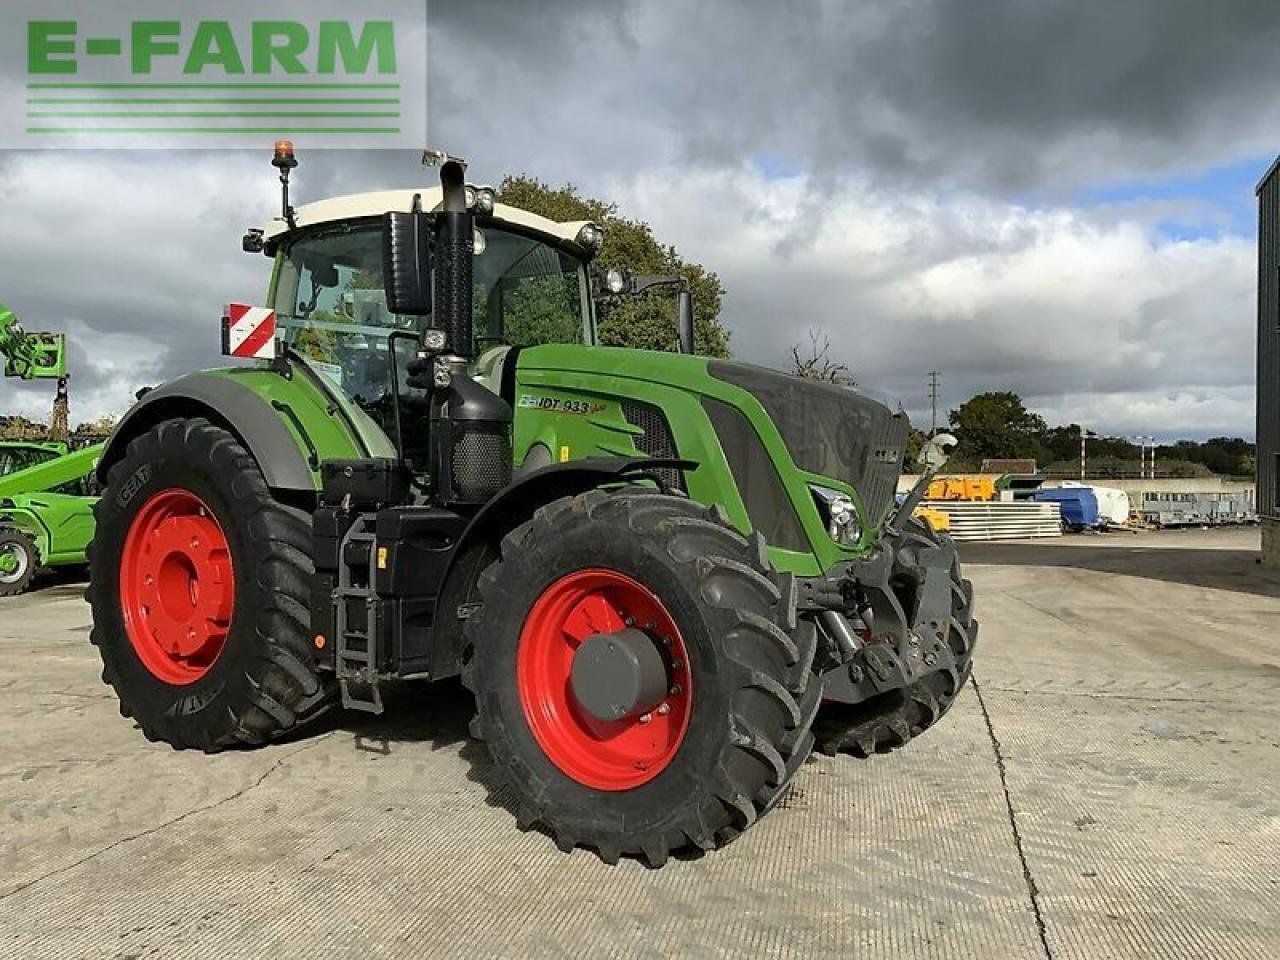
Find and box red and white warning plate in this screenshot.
[221,303,277,359]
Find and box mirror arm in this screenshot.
[889,434,958,532]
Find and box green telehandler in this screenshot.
[0,306,102,596]
[87,145,975,865]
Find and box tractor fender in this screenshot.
[0,507,51,559]
[460,455,698,552]
[97,372,316,492]
[429,456,698,679]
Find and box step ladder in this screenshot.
[334,527,384,714]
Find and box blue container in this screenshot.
[1032,487,1100,530]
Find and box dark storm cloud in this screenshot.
[0,0,1274,439]
[426,0,1280,193]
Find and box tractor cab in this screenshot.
[251,155,602,461]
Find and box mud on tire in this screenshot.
[87,418,333,750]
[814,515,978,757]
[463,490,820,866]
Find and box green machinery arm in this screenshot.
[1,304,67,380]
[0,442,103,498]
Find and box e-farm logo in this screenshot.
[2,0,427,148]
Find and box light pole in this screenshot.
[1131,436,1153,479]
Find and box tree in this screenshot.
[72,415,118,438]
[0,415,46,440]
[790,330,853,384]
[948,391,1047,461]
[495,176,730,357]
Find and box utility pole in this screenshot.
[928,371,940,436]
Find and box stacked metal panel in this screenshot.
[920,500,1063,540]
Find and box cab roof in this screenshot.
[262,187,594,252]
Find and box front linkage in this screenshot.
[797,448,978,756]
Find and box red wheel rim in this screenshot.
[517,569,692,791]
[119,489,235,685]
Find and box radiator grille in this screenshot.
[620,399,684,492]
[709,360,908,526]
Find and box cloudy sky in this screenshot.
[1,0,1276,440]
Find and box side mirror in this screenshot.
[917,432,958,472]
[382,211,433,316]
[676,289,694,355]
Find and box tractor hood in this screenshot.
[518,345,909,527]
[706,359,909,525]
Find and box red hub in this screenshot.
[517,569,692,791]
[120,489,235,685]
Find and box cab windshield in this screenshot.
[272,220,591,407]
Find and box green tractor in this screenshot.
[87,145,975,865]
[0,307,102,596]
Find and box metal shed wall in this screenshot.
[1256,156,1280,522]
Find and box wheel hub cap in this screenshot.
[120,489,235,685]
[570,627,670,723]
[517,569,692,791]
[0,544,27,581]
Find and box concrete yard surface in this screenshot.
[1,527,1277,958]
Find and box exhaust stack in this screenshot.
[432,157,474,359]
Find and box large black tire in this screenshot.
[0,527,38,597]
[814,515,977,757]
[463,490,820,866]
[87,418,333,750]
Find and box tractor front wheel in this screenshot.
[0,527,38,597]
[464,490,820,866]
[87,418,332,750]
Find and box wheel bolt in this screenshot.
[624,617,635,627]
[639,713,652,724]
[672,660,683,671]
[670,684,682,695]
[657,703,671,716]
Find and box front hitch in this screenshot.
[799,517,962,706]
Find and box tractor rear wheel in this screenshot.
[464,490,820,866]
[814,515,977,757]
[87,418,333,750]
[0,527,38,597]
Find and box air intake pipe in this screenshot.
[427,156,512,505]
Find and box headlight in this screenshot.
[811,485,862,545]
[473,227,487,255]
[605,268,626,294]
[472,185,496,216]
[576,222,604,254]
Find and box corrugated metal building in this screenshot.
[1257,156,1280,566]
